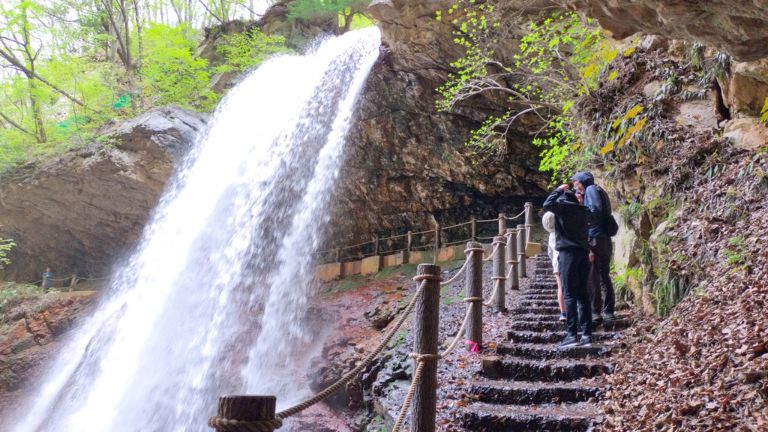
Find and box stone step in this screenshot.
[459,401,598,431]
[481,356,612,381]
[518,300,561,308]
[521,294,560,301]
[510,320,568,332]
[528,282,557,290]
[469,379,601,405]
[507,330,620,345]
[495,342,610,360]
[522,290,558,298]
[510,306,562,315]
[593,318,634,332]
[512,314,562,322]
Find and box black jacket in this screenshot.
[542,189,589,251]
[572,171,612,238]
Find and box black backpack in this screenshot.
[595,186,619,237]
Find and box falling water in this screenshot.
[13,27,380,432]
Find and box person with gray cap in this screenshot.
[571,171,616,322]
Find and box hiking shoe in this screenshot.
[559,335,578,348]
[603,313,616,322]
[558,312,567,322]
[579,335,593,346]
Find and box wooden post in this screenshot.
[403,231,412,264]
[492,236,507,312]
[516,224,527,278]
[433,223,441,264]
[470,217,476,242]
[335,248,341,263]
[373,235,380,256]
[524,202,534,245]
[210,395,277,432]
[498,213,506,236]
[465,241,483,350]
[412,264,440,432]
[506,229,519,291]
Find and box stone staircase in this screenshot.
[458,253,633,431]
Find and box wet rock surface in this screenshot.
[0,107,207,282]
[0,290,100,430]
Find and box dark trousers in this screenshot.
[589,235,615,315]
[558,248,592,337]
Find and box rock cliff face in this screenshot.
[0,107,207,281]
[561,0,768,61]
[325,0,550,245]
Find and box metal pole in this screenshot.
[411,264,440,432]
[498,213,506,236]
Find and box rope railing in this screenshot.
[313,204,533,264]
[210,203,538,432]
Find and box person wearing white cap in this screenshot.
[542,211,567,321]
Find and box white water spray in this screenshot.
[13,27,380,432]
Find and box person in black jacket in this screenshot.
[542,184,593,347]
[572,171,616,322]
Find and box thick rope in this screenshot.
[440,306,472,357]
[390,359,427,432]
[505,209,527,221]
[439,251,474,286]
[275,279,428,419]
[482,244,499,262]
[207,417,283,432]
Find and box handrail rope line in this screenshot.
[390,358,427,432]
[475,217,499,223]
[274,277,431,419]
[442,220,473,230]
[482,244,500,262]
[439,251,474,286]
[505,209,527,221]
[440,306,472,358]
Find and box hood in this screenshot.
[572,171,595,187]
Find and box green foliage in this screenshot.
[761,97,768,123]
[436,5,627,182]
[216,28,292,73]
[651,271,688,316]
[142,23,216,110]
[0,282,45,310]
[0,237,15,269]
[612,265,642,302]
[724,235,750,270]
[287,0,370,31]
[618,201,644,225]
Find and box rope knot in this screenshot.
[208,416,284,432]
[408,353,441,362]
[413,274,441,282]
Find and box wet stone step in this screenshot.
[469,379,601,405]
[481,356,612,381]
[521,293,559,300]
[593,318,634,331]
[511,306,562,315]
[513,314,561,322]
[528,282,557,290]
[459,401,598,432]
[507,330,620,344]
[518,300,561,308]
[510,321,568,332]
[495,342,610,360]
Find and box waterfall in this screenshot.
[13,27,380,432]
